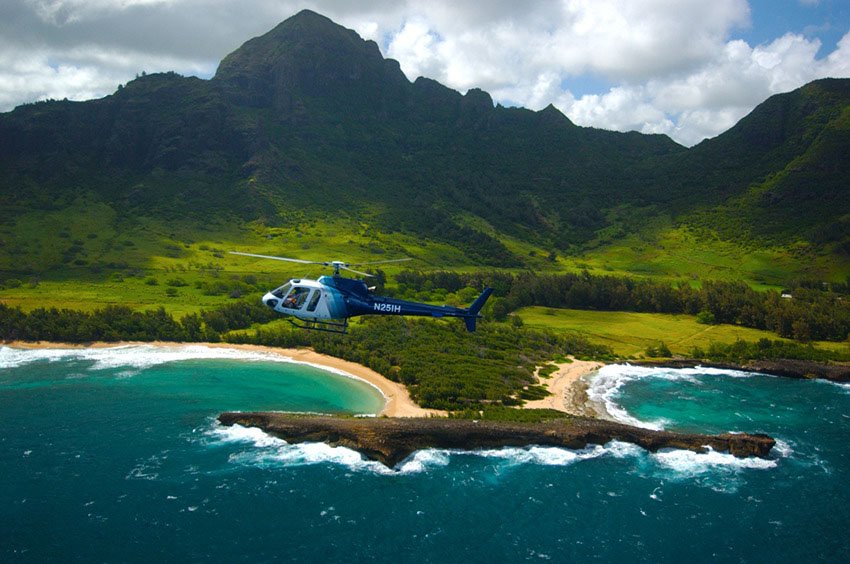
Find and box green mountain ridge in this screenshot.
[0,9,848,284]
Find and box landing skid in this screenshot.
[287,317,349,334]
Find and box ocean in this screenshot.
[1,345,848,562]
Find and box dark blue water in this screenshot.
[2,348,849,562]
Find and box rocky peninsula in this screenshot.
[217,411,776,468]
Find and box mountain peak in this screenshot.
[213,10,408,111]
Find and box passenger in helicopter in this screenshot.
[285,287,310,309]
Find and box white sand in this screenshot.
[523,358,604,415]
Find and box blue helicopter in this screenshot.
[230,252,493,334]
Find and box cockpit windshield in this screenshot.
[271,283,292,299]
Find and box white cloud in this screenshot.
[386,0,750,86]
[0,50,106,108]
[0,41,214,108]
[26,0,175,25]
[386,19,442,82]
[555,30,850,145]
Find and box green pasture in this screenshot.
[565,221,845,289]
[517,306,850,358]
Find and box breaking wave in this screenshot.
[652,447,776,474]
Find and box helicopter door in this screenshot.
[282,286,311,310]
[305,291,322,313]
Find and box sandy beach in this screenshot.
[6,340,445,418]
[523,359,605,416]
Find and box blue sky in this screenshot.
[562,1,849,99]
[744,0,848,53]
[0,1,848,146]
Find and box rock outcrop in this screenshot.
[217,412,776,468]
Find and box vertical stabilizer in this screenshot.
[463,288,493,332]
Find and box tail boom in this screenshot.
[347,288,494,332]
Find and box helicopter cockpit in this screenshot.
[265,280,324,314]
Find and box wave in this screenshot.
[771,438,794,458]
[817,378,850,393]
[653,447,776,473]
[0,344,385,398]
[587,364,762,430]
[206,422,417,475]
[205,423,776,480]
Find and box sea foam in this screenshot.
[207,422,416,475]
[652,446,777,474]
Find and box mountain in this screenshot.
[671,79,850,248]
[0,9,848,276]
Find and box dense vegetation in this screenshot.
[395,270,850,342]
[0,301,275,343]
[689,338,849,364]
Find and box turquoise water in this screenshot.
[2,348,849,562]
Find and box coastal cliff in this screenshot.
[217,412,776,468]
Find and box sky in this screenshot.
[0,1,848,146]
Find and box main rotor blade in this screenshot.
[229,251,318,264]
[347,258,413,267]
[341,266,374,277]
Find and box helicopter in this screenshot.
[230,252,493,334]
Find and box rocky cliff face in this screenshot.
[213,9,410,115]
[217,412,776,468]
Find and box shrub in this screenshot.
[645,342,671,357]
[696,310,716,324]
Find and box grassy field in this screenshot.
[517,306,850,358]
[566,220,847,290]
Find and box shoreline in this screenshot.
[4,340,445,418]
[523,359,605,416]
